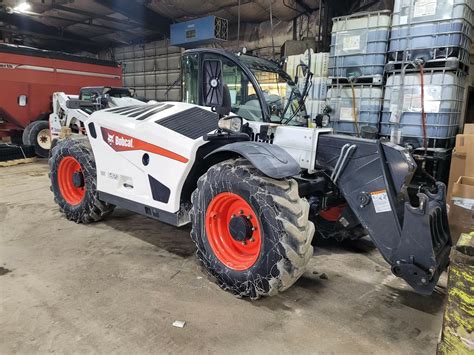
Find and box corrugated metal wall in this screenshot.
[112,40,182,102]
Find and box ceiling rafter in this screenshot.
[0,12,108,51]
[96,0,172,36]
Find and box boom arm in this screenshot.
[316,134,451,294]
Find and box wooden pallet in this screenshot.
[0,157,37,167]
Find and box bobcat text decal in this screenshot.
[106,132,133,148]
[100,127,188,163]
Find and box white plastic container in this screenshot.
[329,11,391,79]
[388,0,473,66]
[327,84,383,135]
[380,70,467,148]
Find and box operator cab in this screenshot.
[182,49,309,127]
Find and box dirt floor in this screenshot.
[1,160,448,354]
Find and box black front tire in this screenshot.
[49,138,114,223]
[190,158,314,299]
[22,120,51,158]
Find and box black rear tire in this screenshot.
[49,138,114,223]
[22,120,51,158]
[190,158,314,299]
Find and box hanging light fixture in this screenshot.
[13,2,32,13]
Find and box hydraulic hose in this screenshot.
[415,59,436,183]
[418,62,428,156]
[349,80,360,137]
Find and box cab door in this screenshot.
[182,52,265,123]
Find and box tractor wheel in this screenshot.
[190,158,314,299]
[49,138,114,223]
[22,119,51,158]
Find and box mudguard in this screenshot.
[207,141,301,179]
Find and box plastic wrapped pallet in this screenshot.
[309,77,328,100]
[303,49,330,78]
[287,50,329,80]
[285,54,303,80]
[306,99,327,116]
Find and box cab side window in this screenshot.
[182,54,199,104]
[219,58,263,122]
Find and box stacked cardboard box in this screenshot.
[447,124,474,242]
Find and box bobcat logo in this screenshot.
[107,133,114,144]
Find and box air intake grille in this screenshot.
[156,107,218,139]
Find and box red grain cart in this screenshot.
[0,44,122,157]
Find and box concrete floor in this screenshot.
[1,160,448,354]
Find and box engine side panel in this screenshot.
[86,102,215,214]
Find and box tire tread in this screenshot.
[190,158,314,299]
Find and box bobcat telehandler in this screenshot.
[49,49,451,299]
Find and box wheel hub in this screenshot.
[57,156,86,205]
[229,215,253,242]
[205,192,262,271]
[72,171,85,188]
[36,128,51,150]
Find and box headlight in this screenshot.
[218,116,242,132]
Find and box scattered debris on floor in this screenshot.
[0,266,11,276]
[172,320,186,328]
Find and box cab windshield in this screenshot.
[239,55,308,126]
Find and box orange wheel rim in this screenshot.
[58,156,85,205]
[205,192,262,271]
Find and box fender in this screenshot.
[206,141,301,179]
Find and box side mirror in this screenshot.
[202,59,223,108]
[66,99,95,109]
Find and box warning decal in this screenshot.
[371,190,392,213]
